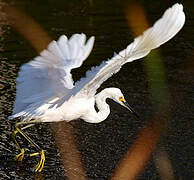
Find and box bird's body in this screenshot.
[9,3,185,172]
[38,96,95,122]
[24,87,127,123]
[40,94,97,123]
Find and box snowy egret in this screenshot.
[9,4,185,172]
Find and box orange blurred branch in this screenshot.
[125,3,149,36]
[4,6,51,53]
[51,122,87,180]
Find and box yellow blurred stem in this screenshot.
[144,50,170,106]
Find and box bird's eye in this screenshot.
[119,97,126,102]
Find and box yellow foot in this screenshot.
[14,148,25,162]
[30,150,45,172]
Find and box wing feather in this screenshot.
[9,34,95,120]
[72,3,185,98]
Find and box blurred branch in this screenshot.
[154,148,174,180]
[3,6,51,53]
[51,122,87,180]
[111,107,168,180]
[144,50,170,106]
[125,2,149,36]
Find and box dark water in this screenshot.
[0,0,193,179]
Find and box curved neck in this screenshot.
[84,89,111,123]
[95,89,111,121]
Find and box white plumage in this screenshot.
[9,3,185,123]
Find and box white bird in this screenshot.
[9,3,185,172]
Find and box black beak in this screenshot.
[123,101,139,120]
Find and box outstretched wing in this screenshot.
[71,3,185,98]
[9,33,94,119]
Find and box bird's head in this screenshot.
[109,88,139,119]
